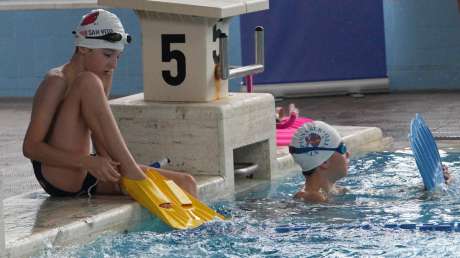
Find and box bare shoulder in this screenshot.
[294,191,327,203]
[43,68,66,86]
[47,67,64,78]
[34,68,67,99]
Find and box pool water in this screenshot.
[37,151,460,257]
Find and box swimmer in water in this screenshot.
[289,121,350,203]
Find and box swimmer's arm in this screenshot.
[23,74,89,168]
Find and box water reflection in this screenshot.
[36,151,460,257]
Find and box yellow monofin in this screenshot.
[121,168,224,229]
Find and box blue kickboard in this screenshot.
[409,114,445,191]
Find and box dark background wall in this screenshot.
[240,0,387,85]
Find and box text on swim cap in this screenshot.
[87,29,114,36]
[294,125,332,156]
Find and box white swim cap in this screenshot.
[74,9,131,51]
[289,121,342,172]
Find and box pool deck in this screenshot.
[6,91,460,257]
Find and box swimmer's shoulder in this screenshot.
[44,67,101,88]
[294,190,327,203]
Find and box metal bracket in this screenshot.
[217,26,265,80]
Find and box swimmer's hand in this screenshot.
[443,164,453,185]
[334,186,349,195]
[81,155,121,182]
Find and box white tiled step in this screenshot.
[0,0,99,10]
[99,0,269,18]
[0,0,269,18]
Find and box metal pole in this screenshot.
[255,26,264,67]
[218,27,265,80]
[219,33,229,80]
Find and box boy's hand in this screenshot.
[82,155,121,182]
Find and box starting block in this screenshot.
[103,0,275,194]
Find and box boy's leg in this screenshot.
[71,76,197,195]
[95,166,198,196]
[94,181,122,195]
[140,165,198,198]
[70,74,145,180]
[44,73,145,193]
[40,81,96,192]
[45,74,196,196]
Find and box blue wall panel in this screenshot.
[0,9,241,97]
[240,0,387,85]
[384,0,460,91]
[0,9,142,97]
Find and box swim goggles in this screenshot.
[73,31,132,44]
[289,142,347,155]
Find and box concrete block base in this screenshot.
[110,92,277,195]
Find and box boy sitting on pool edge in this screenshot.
[289,121,350,203]
[22,9,197,199]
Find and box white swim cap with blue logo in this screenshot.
[74,9,130,51]
[289,121,342,172]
